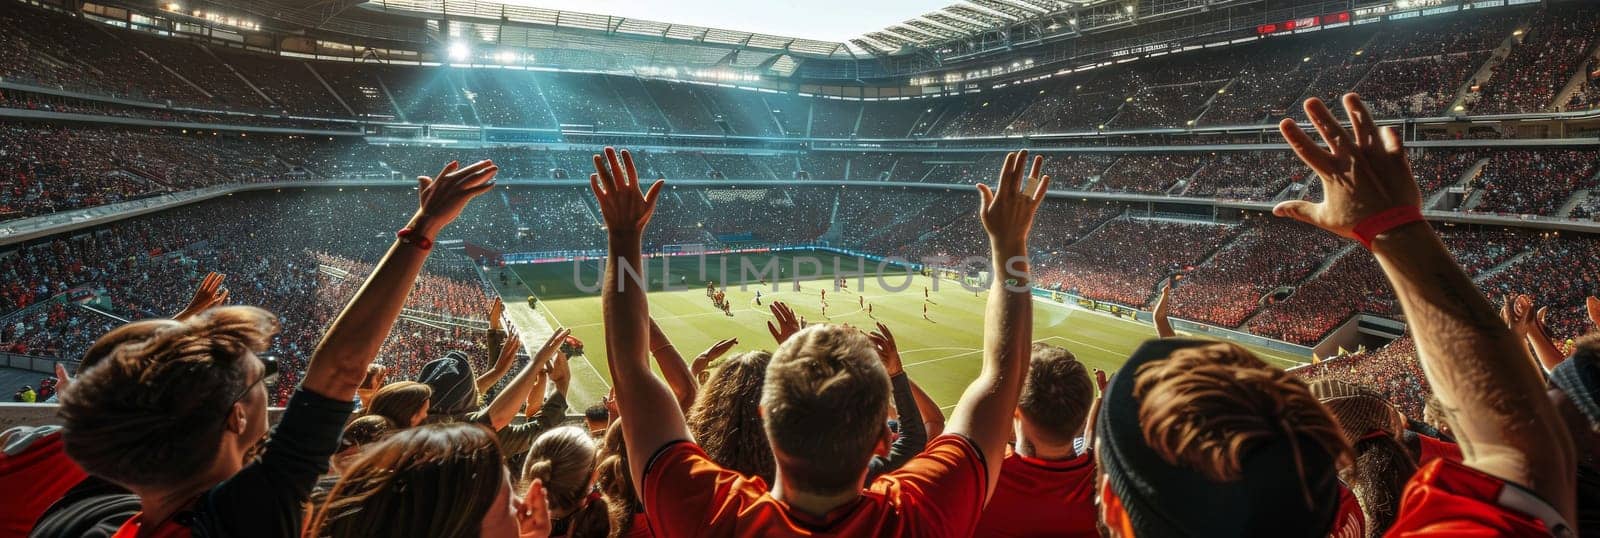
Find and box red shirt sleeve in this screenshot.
[0,427,87,536]
[868,434,989,537]
[641,441,766,537]
[1388,458,1570,537]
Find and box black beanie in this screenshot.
[1095,338,1341,538]
[417,350,478,417]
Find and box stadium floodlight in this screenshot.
[495,50,519,64]
[448,42,471,62]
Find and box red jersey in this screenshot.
[972,448,1097,538]
[642,434,987,537]
[111,513,192,538]
[1387,458,1572,537]
[621,513,654,538]
[1414,433,1462,466]
[1328,484,1365,538]
[0,426,88,536]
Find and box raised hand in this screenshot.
[1500,294,1548,338]
[1153,282,1175,338]
[549,353,572,393]
[1588,296,1600,332]
[516,478,552,538]
[1273,94,1420,240]
[767,301,801,345]
[357,364,387,405]
[53,362,72,396]
[535,328,572,367]
[691,337,738,381]
[867,322,905,377]
[976,150,1049,253]
[1094,369,1109,394]
[589,147,665,236]
[174,271,229,321]
[489,298,505,331]
[414,160,499,236]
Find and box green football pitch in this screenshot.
[490,252,1307,410]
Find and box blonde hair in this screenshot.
[761,325,889,495]
[59,306,279,487]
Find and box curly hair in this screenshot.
[687,350,776,484]
[305,422,506,538]
[1134,342,1351,507]
[58,306,279,488]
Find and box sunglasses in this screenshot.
[224,355,280,411]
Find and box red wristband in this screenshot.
[396,228,433,250]
[1352,206,1423,249]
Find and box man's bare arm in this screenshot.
[1276,94,1575,521]
[303,160,498,400]
[589,147,682,491]
[946,150,1048,501]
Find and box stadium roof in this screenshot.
[357,0,860,58]
[850,0,1088,54]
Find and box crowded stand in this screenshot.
[1183,150,1308,200]
[1040,219,1236,307]
[1469,149,1599,215]
[1245,250,1396,345]
[1470,5,1600,114]
[5,0,1600,533]
[1163,218,1345,327]
[1096,153,1208,194]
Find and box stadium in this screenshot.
[0,0,1596,535]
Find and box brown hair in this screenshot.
[58,306,279,488]
[686,350,775,484]
[1019,343,1094,444]
[339,415,395,452]
[1134,342,1350,505]
[592,420,640,538]
[305,422,506,538]
[761,325,890,495]
[521,426,598,520]
[364,381,432,428]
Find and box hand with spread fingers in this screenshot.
[589,147,665,237]
[767,301,801,345]
[976,150,1050,254]
[175,271,229,321]
[1273,94,1421,241]
[413,159,499,237]
[868,322,905,377]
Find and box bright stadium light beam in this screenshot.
[448,42,471,62]
[495,50,519,64]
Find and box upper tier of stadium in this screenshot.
[2,0,1596,132]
